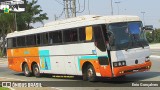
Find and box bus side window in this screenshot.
[93,25,106,51]
[49,31,62,44]
[42,33,49,45]
[26,35,36,46]
[7,38,14,48]
[63,29,78,43]
[17,36,26,47]
[13,38,16,47]
[37,34,41,45]
[79,27,86,41]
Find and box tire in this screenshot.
[83,64,97,82]
[32,64,41,77]
[23,63,32,77]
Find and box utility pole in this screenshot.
[54,14,57,21]
[115,1,120,15]
[88,0,90,14]
[141,12,146,26]
[111,0,113,15]
[72,0,76,17]
[64,0,69,18]
[64,0,76,18]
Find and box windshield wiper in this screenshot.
[125,41,132,51]
[137,40,144,49]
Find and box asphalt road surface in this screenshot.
[0,49,160,90]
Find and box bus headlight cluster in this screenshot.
[113,61,126,67]
[145,56,150,62]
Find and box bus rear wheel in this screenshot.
[32,64,41,77]
[23,63,31,77]
[83,64,97,81]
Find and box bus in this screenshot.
[6,15,151,81]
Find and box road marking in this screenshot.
[51,87,63,90]
[150,55,160,59]
[0,61,8,64]
[0,59,8,67]
[0,77,25,81]
[8,87,15,90]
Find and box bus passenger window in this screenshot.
[7,38,14,48]
[49,31,62,44]
[26,35,36,46]
[63,29,78,43]
[42,33,49,45]
[37,34,41,45]
[94,25,106,51]
[13,38,16,47]
[17,36,26,47]
[79,27,86,41]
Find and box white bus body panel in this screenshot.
[110,46,150,68]
[39,42,95,75]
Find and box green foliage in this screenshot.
[0,0,48,57]
[0,14,15,34]
[146,29,160,43]
[17,0,48,30]
[0,87,9,90]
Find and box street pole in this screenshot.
[65,0,69,18]
[141,12,146,26]
[54,14,57,21]
[88,0,90,15]
[72,0,76,17]
[115,1,120,15]
[111,0,113,15]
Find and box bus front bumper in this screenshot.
[113,61,151,77]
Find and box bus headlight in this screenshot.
[122,61,126,66]
[113,62,118,67]
[113,61,126,67]
[145,56,150,62]
[118,62,121,66]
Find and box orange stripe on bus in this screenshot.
[7,47,40,72]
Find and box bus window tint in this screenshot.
[63,29,78,42]
[7,38,13,48]
[79,27,86,41]
[94,25,106,51]
[17,36,25,47]
[26,35,36,46]
[49,31,62,44]
[13,38,16,47]
[37,34,41,45]
[42,33,49,45]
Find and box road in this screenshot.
[0,49,160,90]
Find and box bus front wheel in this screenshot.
[23,63,32,77]
[32,64,41,77]
[83,64,97,81]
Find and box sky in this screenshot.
[30,0,160,29]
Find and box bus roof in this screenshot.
[7,15,140,38]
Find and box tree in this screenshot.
[0,14,15,56]
[0,0,49,56]
[17,0,48,30]
[146,29,160,43]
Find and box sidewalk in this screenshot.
[0,58,7,67]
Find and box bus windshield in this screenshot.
[107,21,149,51]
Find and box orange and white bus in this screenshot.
[7,15,151,81]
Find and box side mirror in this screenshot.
[143,25,154,31]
